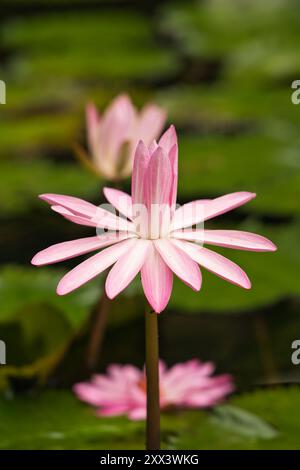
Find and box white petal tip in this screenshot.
[105,286,115,300]
[242,279,252,290]
[56,284,68,296]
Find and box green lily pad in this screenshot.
[177,134,300,216]
[0,161,100,214]
[3,12,177,82]
[173,387,300,449]
[0,387,298,449]
[0,391,144,450]
[211,404,278,439]
[0,266,142,390]
[0,266,99,328]
[0,112,80,158]
[159,84,300,131]
[160,0,300,83]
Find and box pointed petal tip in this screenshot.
[104,283,116,300]
[115,92,132,106]
[39,193,60,204]
[56,284,68,296]
[31,255,40,266]
[267,240,278,252]
[242,276,252,290]
[150,305,163,314]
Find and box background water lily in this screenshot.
[74,359,234,420]
[85,94,166,180]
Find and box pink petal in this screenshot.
[171,192,256,231]
[137,104,166,146]
[51,205,101,227]
[170,200,209,231]
[141,242,173,313]
[158,125,178,207]
[202,192,256,221]
[144,146,172,238]
[172,239,251,289]
[128,407,147,421]
[31,233,135,266]
[176,229,277,252]
[98,94,136,164]
[51,202,135,232]
[178,230,277,251]
[98,405,130,417]
[105,239,151,299]
[73,383,103,407]
[154,239,201,291]
[158,125,177,155]
[56,238,136,295]
[149,139,158,155]
[131,140,150,206]
[103,187,133,220]
[40,193,97,218]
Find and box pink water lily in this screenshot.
[73,359,234,420]
[86,94,166,179]
[31,125,277,313]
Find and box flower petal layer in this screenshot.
[105,239,151,299]
[141,242,173,313]
[40,193,98,218]
[173,229,277,251]
[144,146,172,238]
[171,192,256,231]
[172,239,251,289]
[103,187,133,220]
[57,238,137,295]
[154,238,201,291]
[31,233,135,266]
[131,140,150,206]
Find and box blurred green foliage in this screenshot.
[1,0,300,449]
[0,387,299,449]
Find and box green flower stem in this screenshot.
[145,304,160,450]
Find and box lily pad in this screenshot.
[0,387,299,449]
[173,387,300,449]
[160,0,300,83]
[3,12,178,82]
[177,134,300,216]
[0,161,100,214]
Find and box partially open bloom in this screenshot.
[73,359,234,420]
[32,125,276,313]
[85,94,166,180]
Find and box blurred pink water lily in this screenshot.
[73,359,234,420]
[86,94,166,179]
[31,125,277,313]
